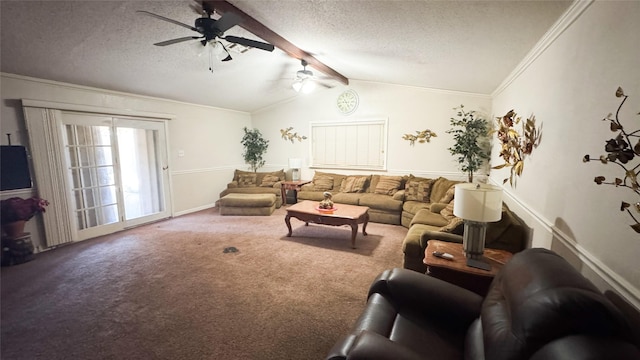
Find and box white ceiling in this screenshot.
[1,0,572,113]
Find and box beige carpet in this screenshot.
[1,206,408,360]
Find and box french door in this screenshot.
[62,112,170,240]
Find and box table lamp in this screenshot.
[453,183,503,260]
[288,158,302,181]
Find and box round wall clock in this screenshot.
[336,89,359,115]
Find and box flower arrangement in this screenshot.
[0,197,49,224]
[402,129,437,145]
[490,109,541,186]
[583,87,640,233]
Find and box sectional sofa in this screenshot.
[219,169,528,270]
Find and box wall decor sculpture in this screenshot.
[583,87,640,233]
[280,127,307,143]
[402,130,437,145]
[491,109,541,186]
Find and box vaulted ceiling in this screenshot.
[1,0,572,112]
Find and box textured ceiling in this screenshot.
[0,0,572,112]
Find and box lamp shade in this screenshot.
[288,158,302,169]
[453,183,503,222]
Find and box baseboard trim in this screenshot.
[173,203,216,217]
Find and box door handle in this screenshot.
[162,166,169,170]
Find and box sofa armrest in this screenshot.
[227,181,238,189]
[419,230,463,249]
[529,335,640,360]
[429,202,448,213]
[326,330,426,360]
[272,181,283,189]
[368,268,482,326]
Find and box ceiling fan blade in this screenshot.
[136,10,199,33]
[223,35,274,52]
[215,12,242,33]
[154,36,203,47]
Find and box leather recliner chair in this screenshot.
[326,248,640,360]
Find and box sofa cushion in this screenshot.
[238,173,257,187]
[403,200,431,215]
[430,177,461,204]
[374,175,403,195]
[234,169,285,187]
[438,185,456,203]
[405,178,435,202]
[340,176,369,193]
[359,193,403,212]
[332,192,361,205]
[260,174,280,187]
[313,175,334,191]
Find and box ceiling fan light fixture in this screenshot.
[301,79,316,94]
[292,79,303,92]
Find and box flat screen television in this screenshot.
[1,145,32,191]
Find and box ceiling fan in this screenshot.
[137,1,274,64]
[292,60,333,93]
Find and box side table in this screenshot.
[423,240,513,296]
[280,180,311,205]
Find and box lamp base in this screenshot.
[292,169,300,181]
[462,220,487,259]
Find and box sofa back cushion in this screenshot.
[234,169,285,187]
[260,174,280,187]
[430,177,461,204]
[313,175,334,191]
[480,248,631,360]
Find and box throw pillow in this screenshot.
[439,217,464,234]
[260,174,280,187]
[339,176,356,192]
[405,179,435,202]
[440,200,456,220]
[238,173,257,187]
[340,176,368,193]
[313,176,334,191]
[374,175,403,195]
[438,184,456,203]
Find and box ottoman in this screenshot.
[219,193,276,216]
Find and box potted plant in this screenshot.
[241,127,269,172]
[0,196,49,237]
[446,105,491,183]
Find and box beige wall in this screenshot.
[490,1,640,308]
[251,80,492,181]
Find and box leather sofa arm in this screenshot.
[368,268,482,326]
[227,181,238,189]
[529,335,640,360]
[326,330,426,360]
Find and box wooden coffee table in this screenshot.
[423,240,513,296]
[285,200,369,248]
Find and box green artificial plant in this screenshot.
[241,127,269,172]
[446,105,491,183]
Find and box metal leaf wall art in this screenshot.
[583,87,640,233]
[402,130,437,145]
[280,127,307,143]
[490,110,541,186]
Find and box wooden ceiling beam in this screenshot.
[207,0,349,85]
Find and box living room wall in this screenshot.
[0,73,252,249]
[489,1,639,308]
[251,80,492,181]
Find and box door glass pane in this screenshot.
[117,126,164,220]
[64,123,120,230]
